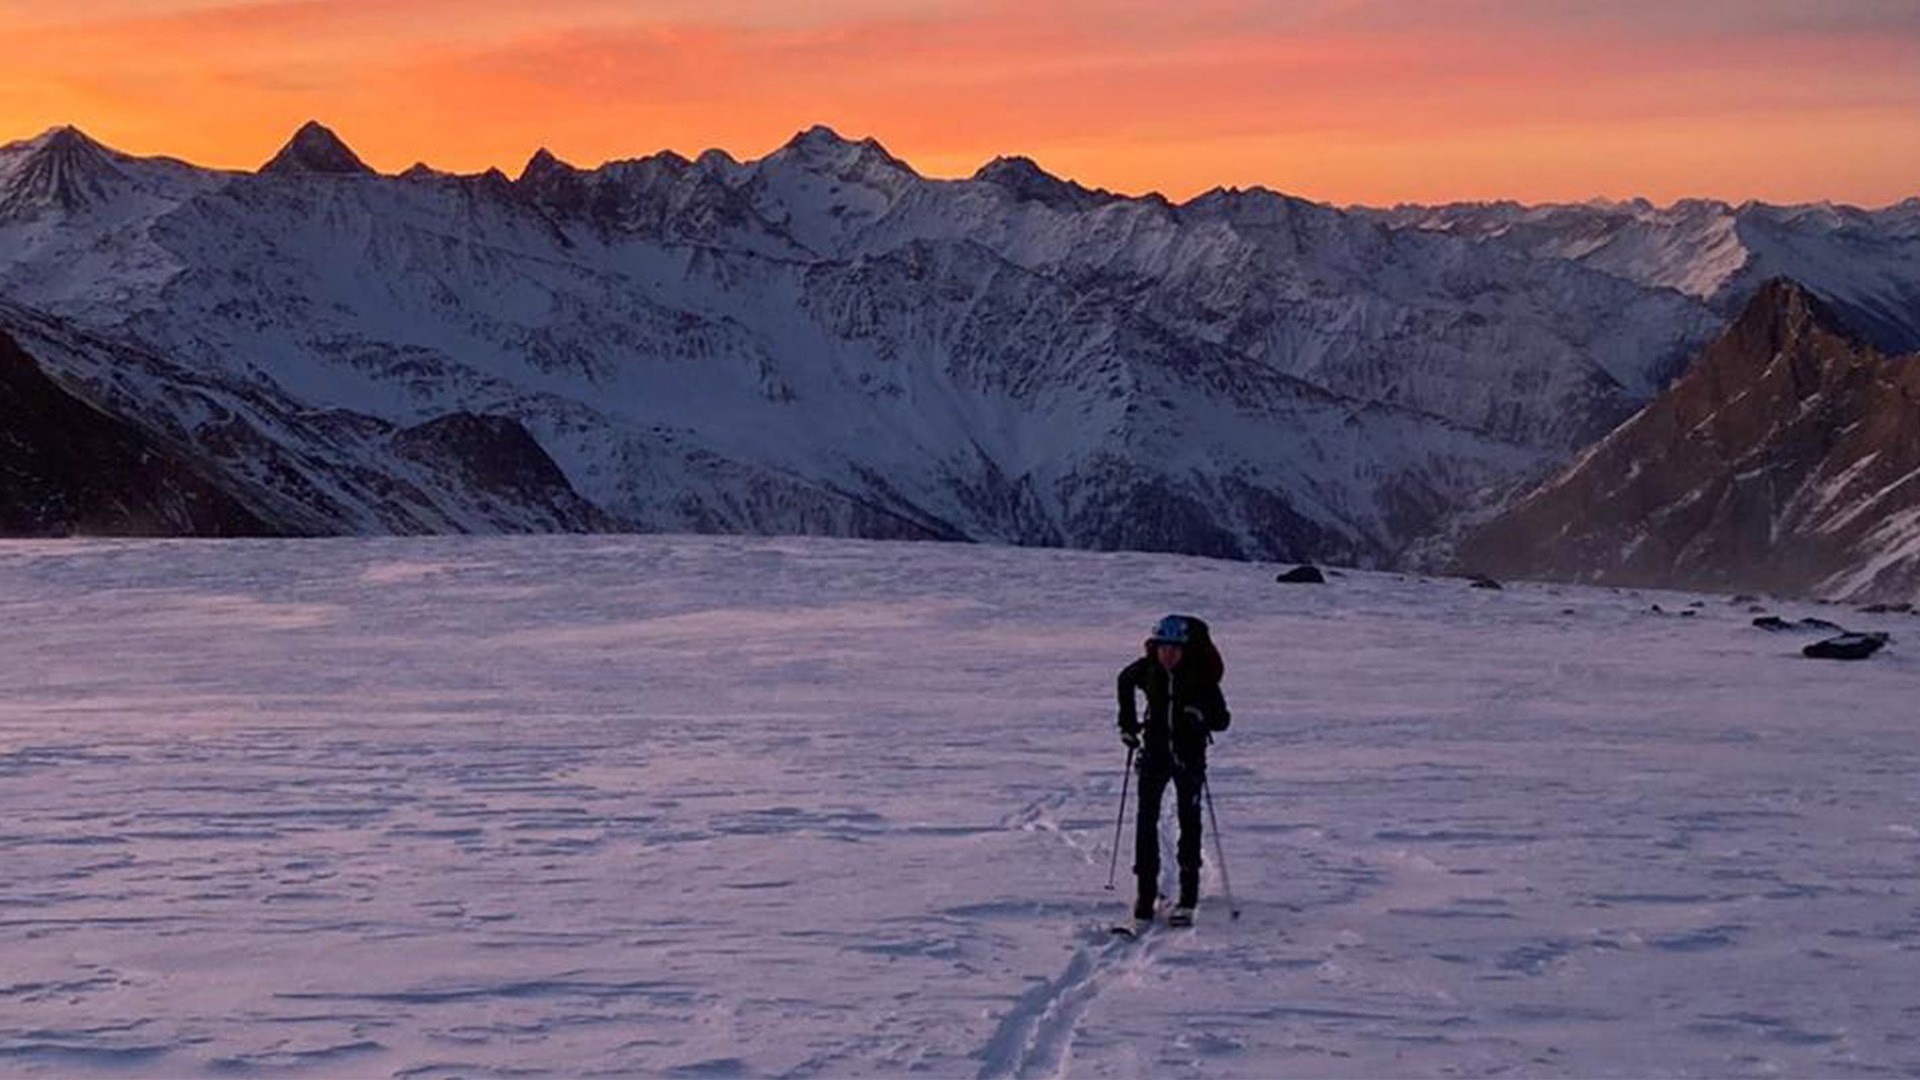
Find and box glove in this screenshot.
[1120,726,1141,751]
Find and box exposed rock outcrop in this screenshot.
[0,329,274,536]
[1803,632,1889,661]
[1457,280,1920,602]
[391,413,611,532]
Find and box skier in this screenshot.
[1116,613,1230,929]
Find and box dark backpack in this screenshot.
[1145,613,1223,686]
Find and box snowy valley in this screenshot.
[2,534,1915,1078]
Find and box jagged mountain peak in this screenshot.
[513,148,586,212]
[768,124,916,181]
[695,148,743,178]
[781,123,856,153]
[260,120,375,177]
[1718,277,1862,370]
[1186,184,1316,213]
[971,155,1046,183]
[1667,197,1734,218]
[597,149,695,179]
[971,156,1113,211]
[518,147,578,185]
[1,123,127,216]
[27,125,109,156]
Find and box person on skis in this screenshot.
[1116,613,1230,927]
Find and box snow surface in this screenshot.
[2,534,1917,1078]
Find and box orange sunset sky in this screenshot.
[4,0,1918,207]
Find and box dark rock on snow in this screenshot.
[1804,633,1890,661]
[1275,565,1327,584]
[1754,616,1846,633]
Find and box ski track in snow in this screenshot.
[975,930,1176,1080]
[1,534,1919,1078]
[977,783,1177,1080]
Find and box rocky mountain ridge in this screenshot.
[1371,198,1920,356]
[1457,280,1920,601]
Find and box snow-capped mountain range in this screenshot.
[1370,197,1920,356]
[1,121,1914,581]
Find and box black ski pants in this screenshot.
[1133,761,1204,900]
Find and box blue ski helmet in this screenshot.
[1147,614,1189,646]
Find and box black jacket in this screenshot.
[1117,655,1230,772]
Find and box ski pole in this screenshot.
[1203,777,1241,920]
[1104,746,1134,890]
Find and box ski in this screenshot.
[1112,894,1171,938]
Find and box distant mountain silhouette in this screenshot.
[261,120,375,176]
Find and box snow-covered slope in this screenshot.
[2,534,1915,1076]
[1372,198,1920,355]
[0,301,609,535]
[0,122,1728,563]
[1457,280,1920,602]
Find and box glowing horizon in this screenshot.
[3,0,1917,208]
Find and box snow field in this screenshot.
[1,535,1916,1078]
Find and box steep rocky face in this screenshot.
[1456,279,1920,601]
[0,329,274,536]
[390,413,613,532]
[0,127,129,219]
[0,302,614,537]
